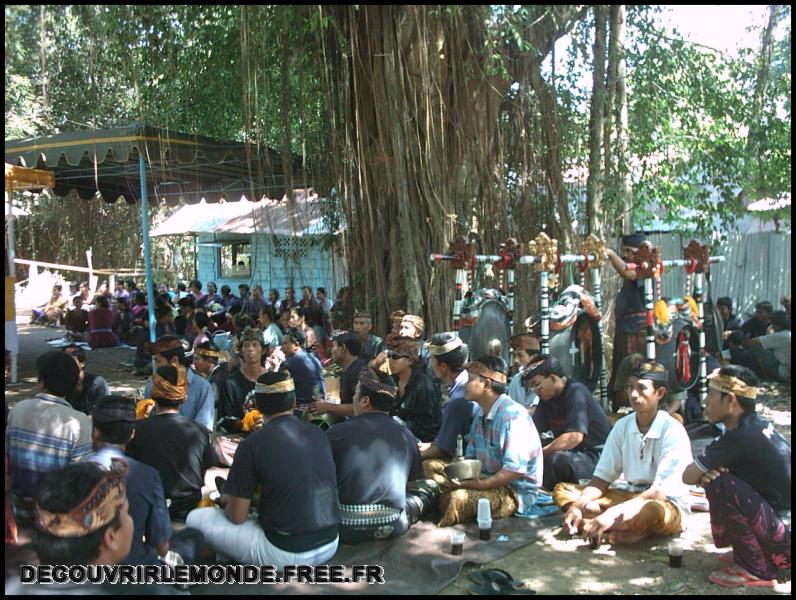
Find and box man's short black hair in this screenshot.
[178,295,195,309]
[134,292,146,304]
[156,304,173,319]
[33,463,123,566]
[220,284,231,295]
[283,327,305,347]
[126,279,136,288]
[522,354,565,380]
[93,396,136,445]
[429,332,468,372]
[36,350,80,397]
[716,364,760,412]
[260,304,277,323]
[316,287,327,296]
[193,310,210,329]
[769,310,790,331]
[728,330,746,346]
[716,297,733,311]
[473,354,508,395]
[190,279,202,291]
[96,295,110,309]
[239,284,250,292]
[332,331,361,356]
[755,301,774,313]
[269,288,279,298]
[177,282,187,292]
[154,334,186,365]
[62,343,87,364]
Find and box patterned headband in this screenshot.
[358,368,398,399]
[465,361,508,385]
[425,337,464,356]
[194,347,220,358]
[255,377,296,394]
[36,460,128,538]
[152,366,187,403]
[707,372,758,399]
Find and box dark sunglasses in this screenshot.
[387,351,408,360]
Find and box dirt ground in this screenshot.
[6,316,791,595]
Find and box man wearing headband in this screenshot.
[88,396,206,568]
[352,309,385,363]
[143,334,215,432]
[327,369,431,542]
[128,365,215,521]
[310,330,367,420]
[388,336,442,443]
[436,355,544,527]
[7,351,92,500]
[420,332,477,461]
[187,371,341,568]
[525,355,611,491]
[193,340,229,419]
[61,343,110,415]
[683,366,790,588]
[558,360,692,546]
[280,326,327,409]
[508,333,542,415]
[605,233,648,408]
[217,328,267,434]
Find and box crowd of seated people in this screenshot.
[7,268,790,591]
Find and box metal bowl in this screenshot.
[444,459,483,481]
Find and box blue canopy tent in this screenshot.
[5,124,301,346]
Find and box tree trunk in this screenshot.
[39,6,48,111]
[612,6,632,235]
[587,5,608,236]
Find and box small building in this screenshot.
[152,190,348,301]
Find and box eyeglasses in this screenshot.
[527,378,546,392]
[387,351,408,360]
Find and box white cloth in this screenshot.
[186,507,338,568]
[593,410,692,517]
[508,372,538,410]
[262,322,283,349]
[759,330,791,379]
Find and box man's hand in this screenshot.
[563,505,584,535]
[698,466,728,487]
[582,512,614,545]
[449,478,486,491]
[310,400,335,415]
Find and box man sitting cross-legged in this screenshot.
[436,356,543,527]
[127,365,215,521]
[419,332,477,463]
[682,366,791,588]
[557,360,692,545]
[328,368,434,543]
[525,355,612,490]
[186,371,340,568]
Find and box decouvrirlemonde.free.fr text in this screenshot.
[20,564,385,585]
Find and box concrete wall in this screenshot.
[197,233,347,302]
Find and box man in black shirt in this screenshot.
[186,371,340,568]
[127,365,215,520]
[353,309,385,363]
[327,368,428,543]
[740,301,773,340]
[683,366,791,588]
[62,344,110,415]
[526,355,612,490]
[310,330,367,421]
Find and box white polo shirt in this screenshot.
[593,410,692,516]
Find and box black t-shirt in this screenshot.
[126,413,214,518]
[218,369,258,425]
[741,318,770,340]
[327,412,423,509]
[697,412,791,511]
[393,367,442,443]
[533,380,611,453]
[65,372,108,415]
[340,357,368,405]
[224,415,340,551]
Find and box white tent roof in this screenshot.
[150,190,339,237]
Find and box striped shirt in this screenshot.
[6,393,93,497]
[465,394,543,516]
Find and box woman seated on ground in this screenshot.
[88,295,119,348]
[114,297,135,345]
[64,295,89,339]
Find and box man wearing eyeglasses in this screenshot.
[507,334,541,416]
[555,360,692,546]
[524,355,611,491]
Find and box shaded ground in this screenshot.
[6,316,791,595]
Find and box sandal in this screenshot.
[708,565,777,588]
[718,553,733,564]
[468,569,535,594]
[468,581,536,595]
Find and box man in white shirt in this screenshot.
[555,360,692,545]
[507,334,540,415]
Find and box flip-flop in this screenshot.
[718,553,734,564]
[467,581,536,595]
[708,565,776,588]
[536,492,555,506]
[468,568,527,591]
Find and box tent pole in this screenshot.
[6,179,18,383]
[139,154,157,347]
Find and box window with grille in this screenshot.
[273,237,310,260]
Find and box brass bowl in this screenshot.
[444,459,483,481]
